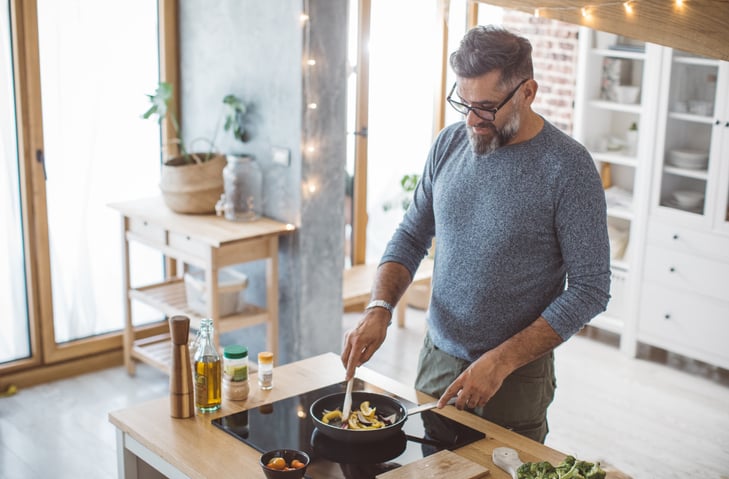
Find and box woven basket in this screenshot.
[159,154,225,214]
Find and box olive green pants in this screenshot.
[415,333,556,443]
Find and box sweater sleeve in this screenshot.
[541,149,612,339]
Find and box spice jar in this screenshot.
[222,345,249,401]
[257,351,274,390]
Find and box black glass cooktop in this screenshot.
[212,379,485,479]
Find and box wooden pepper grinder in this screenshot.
[169,315,195,418]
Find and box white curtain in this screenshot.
[37,0,163,343]
[0,5,30,363]
[364,0,450,263]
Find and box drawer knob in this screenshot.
[669,266,676,273]
[672,234,679,240]
[716,119,722,125]
[664,314,671,320]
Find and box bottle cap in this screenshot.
[258,351,274,364]
[224,345,248,359]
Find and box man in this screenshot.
[341,25,610,443]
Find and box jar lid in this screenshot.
[258,351,274,364]
[224,345,248,359]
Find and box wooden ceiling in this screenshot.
[474,0,729,61]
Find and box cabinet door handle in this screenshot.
[716,120,722,125]
[672,234,679,240]
[669,266,676,273]
[725,121,729,128]
[664,314,671,320]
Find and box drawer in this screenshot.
[643,245,729,302]
[647,220,729,262]
[128,217,166,245]
[639,282,729,368]
[168,232,209,259]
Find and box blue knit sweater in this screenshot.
[381,119,611,362]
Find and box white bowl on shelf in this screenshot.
[616,85,640,104]
[672,190,704,208]
[666,149,709,169]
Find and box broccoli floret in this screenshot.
[517,461,558,479]
[515,456,605,479]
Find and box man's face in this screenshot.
[455,72,524,155]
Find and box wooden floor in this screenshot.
[1,309,728,478]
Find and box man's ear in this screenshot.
[522,79,538,106]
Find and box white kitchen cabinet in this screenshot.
[575,29,729,368]
[573,28,662,345]
[638,50,729,369]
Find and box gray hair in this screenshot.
[449,25,533,88]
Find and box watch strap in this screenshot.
[365,300,394,325]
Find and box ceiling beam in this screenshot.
[472,0,729,61]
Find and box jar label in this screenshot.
[224,364,248,381]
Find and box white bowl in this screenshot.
[616,85,640,104]
[667,149,709,169]
[672,190,704,208]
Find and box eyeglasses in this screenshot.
[447,78,529,121]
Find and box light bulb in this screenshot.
[623,1,633,14]
[307,59,316,66]
[300,13,310,23]
[534,8,540,17]
[308,102,318,110]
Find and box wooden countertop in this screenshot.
[108,353,616,478]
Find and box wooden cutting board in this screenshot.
[376,449,490,479]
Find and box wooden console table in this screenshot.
[109,196,295,375]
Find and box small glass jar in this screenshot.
[222,345,249,401]
[257,351,274,390]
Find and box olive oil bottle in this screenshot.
[193,318,221,412]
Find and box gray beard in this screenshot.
[467,111,521,155]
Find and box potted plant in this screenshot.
[142,82,250,214]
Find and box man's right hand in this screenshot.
[341,308,391,380]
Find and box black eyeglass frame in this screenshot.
[447,78,529,121]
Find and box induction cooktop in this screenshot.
[212,379,485,479]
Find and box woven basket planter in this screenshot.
[159,154,225,214]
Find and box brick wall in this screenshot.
[501,12,580,135]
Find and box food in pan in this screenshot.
[320,400,395,430]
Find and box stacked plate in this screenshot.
[665,189,704,213]
[666,149,709,169]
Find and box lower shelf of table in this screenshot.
[130,333,262,375]
[129,278,269,334]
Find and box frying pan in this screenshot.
[309,391,455,444]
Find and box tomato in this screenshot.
[266,457,286,470]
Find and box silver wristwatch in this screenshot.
[365,299,394,316]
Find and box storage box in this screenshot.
[184,268,248,317]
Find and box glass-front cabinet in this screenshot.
[653,50,729,227]
[641,51,729,370]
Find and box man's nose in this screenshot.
[465,109,486,127]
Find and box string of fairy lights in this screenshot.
[300,0,320,198]
[532,0,687,19]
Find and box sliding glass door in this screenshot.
[0,1,29,364]
[1,0,175,373]
[36,0,163,349]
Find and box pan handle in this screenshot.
[406,397,457,416]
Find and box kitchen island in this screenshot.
[109,353,620,478]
